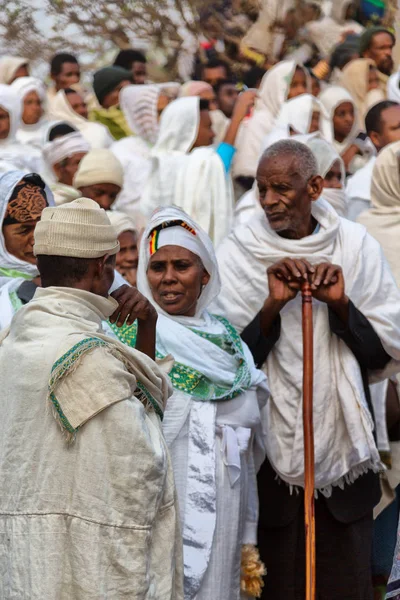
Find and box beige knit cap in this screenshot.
[73,149,124,189]
[34,197,120,258]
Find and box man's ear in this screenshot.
[307,174,324,202]
[369,131,380,150]
[94,254,110,279]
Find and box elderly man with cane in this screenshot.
[214,139,400,600]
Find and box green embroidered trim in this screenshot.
[0,267,32,280]
[136,381,163,420]
[9,291,23,313]
[108,316,252,402]
[49,392,77,435]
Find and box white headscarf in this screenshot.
[233,61,310,178]
[0,56,28,84]
[48,89,113,149]
[0,85,42,173]
[141,97,234,246]
[341,59,385,128]
[121,84,174,145]
[42,131,90,168]
[107,210,137,237]
[275,94,323,136]
[307,137,348,216]
[0,171,54,329]
[11,76,49,149]
[319,85,359,153]
[357,140,400,286]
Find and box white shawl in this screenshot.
[233,61,310,179]
[388,71,400,102]
[11,76,50,149]
[0,56,27,84]
[214,198,400,492]
[319,85,360,154]
[307,137,348,216]
[141,97,234,247]
[48,89,113,149]
[357,140,400,287]
[0,84,43,173]
[275,94,323,136]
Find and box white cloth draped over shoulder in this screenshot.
[213,198,400,493]
[141,98,234,246]
[319,85,360,154]
[11,76,50,149]
[307,137,348,216]
[0,84,43,173]
[0,170,54,330]
[387,71,400,103]
[132,206,268,600]
[233,61,310,179]
[0,286,183,599]
[48,89,113,149]
[357,140,400,287]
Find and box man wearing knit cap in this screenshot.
[73,148,124,210]
[360,26,395,94]
[91,66,133,141]
[0,197,183,599]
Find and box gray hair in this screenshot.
[259,139,318,181]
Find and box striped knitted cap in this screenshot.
[34,197,120,258]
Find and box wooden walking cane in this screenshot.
[301,281,316,600]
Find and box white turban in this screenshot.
[42,131,90,167]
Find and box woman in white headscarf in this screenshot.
[11,76,49,149]
[141,91,255,246]
[110,84,175,215]
[0,171,53,330]
[107,205,268,600]
[48,88,113,149]
[319,85,365,172]
[307,137,348,217]
[341,59,385,128]
[233,60,310,182]
[0,84,43,173]
[180,80,229,143]
[0,56,29,84]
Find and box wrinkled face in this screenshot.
[22,90,43,125]
[333,101,355,142]
[147,245,210,317]
[54,61,80,91]
[203,66,228,88]
[78,183,121,210]
[54,152,87,186]
[157,93,171,119]
[256,154,322,238]
[115,230,138,286]
[192,109,215,148]
[376,105,400,149]
[368,66,380,91]
[66,91,88,119]
[2,181,47,264]
[0,106,10,139]
[132,61,147,84]
[364,32,394,76]
[217,83,238,118]
[11,64,29,83]
[323,160,342,189]
[102,80,130,109]
[309,110,320,133]
[199,88,218,111]
[287,67,308,100]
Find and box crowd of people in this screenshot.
[2,2,400,599]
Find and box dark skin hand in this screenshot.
[110,285,158,360]
[260,258,349,336]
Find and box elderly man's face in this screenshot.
[256,154,323,239]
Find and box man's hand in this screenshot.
[267,258,315,306]
[110,285,157,328]
[311,263,349,322]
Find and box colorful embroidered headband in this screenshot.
[149,219,196,256]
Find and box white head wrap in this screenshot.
[107,210,137,237]
[0,84,22,142]
[307,137,348,216]
[11,76,46,103]
[42,131,90,168]
[34,197,119,258]
[319,85,359,151]
[0,56,28,85]
[73,149,124,189]
[276,94,323,136]
[137,206,220,322]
